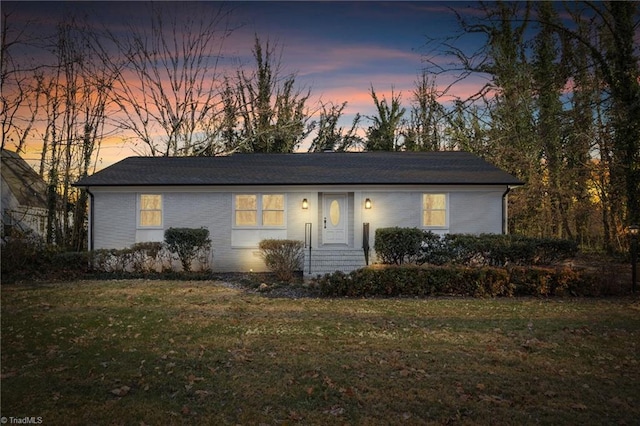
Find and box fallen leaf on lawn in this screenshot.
[181,405,190,415]
[187,374,204,383]
[304,370,319,379]
[476,383,486,390]
[479,394,511,405]
[289,411,304,421]
[324,405,344,416]
[195,390,210,400]
[608,397,624,407]
[323,375,335,388]
[111,385,130,397]
[340,387,356,397]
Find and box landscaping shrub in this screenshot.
[315,264,600,298]
[372,228,578,267]
[258,239,304,282]
[53,232,204,275]
[91,242,173,273]
[51,251,92,273]
[374,227,578,266]
[1,230,95,282]
[374,227,424,265]
[128,242,167,272]
[435,234,578,266]
[418,230,449,265]
[164,227,211,272]
[531,238,580,265]
[90,248,121,273]
[0,230,58,282]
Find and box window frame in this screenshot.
[138,193,163,228]
[421,193,449,229]
[233,193,286,228]
[234,194,258,227]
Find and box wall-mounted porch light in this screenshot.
[302,198,309,209]
[364,198,372,209]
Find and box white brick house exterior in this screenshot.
[75,152,522,276]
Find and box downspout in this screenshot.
[502,186,511,235]
[86,187,94,251]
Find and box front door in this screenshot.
[323,193,347,244]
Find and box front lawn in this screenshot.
[1,280,638,425]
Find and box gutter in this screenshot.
[86,187,94,251]
[502,186,511,235]
[75,181,524,188]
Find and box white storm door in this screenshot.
[323,193,347,244]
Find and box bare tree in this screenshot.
[564,2,639,250]
[1,9,47,152]
[403,71,447,151]
[97,2,234,156]
[308,101,363,152]
[421,1,639,248]
[32,17,117,248]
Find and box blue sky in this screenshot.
[228,2,482,106]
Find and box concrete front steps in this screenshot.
[303,248,370,278]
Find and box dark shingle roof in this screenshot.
[74,151,523,187]
[1,149,48,208]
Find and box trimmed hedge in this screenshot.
[315,264,603,298]
[434,233,579,266]
[374,227,424,265]
[374,228,579,267]
[92,242,170,273]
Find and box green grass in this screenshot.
[2,280,639,425]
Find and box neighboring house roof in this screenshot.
[74,151,524,187]
[1,149,47,208]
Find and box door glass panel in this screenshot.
[329,200,340,226]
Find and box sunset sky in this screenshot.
[5,1,488,167]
